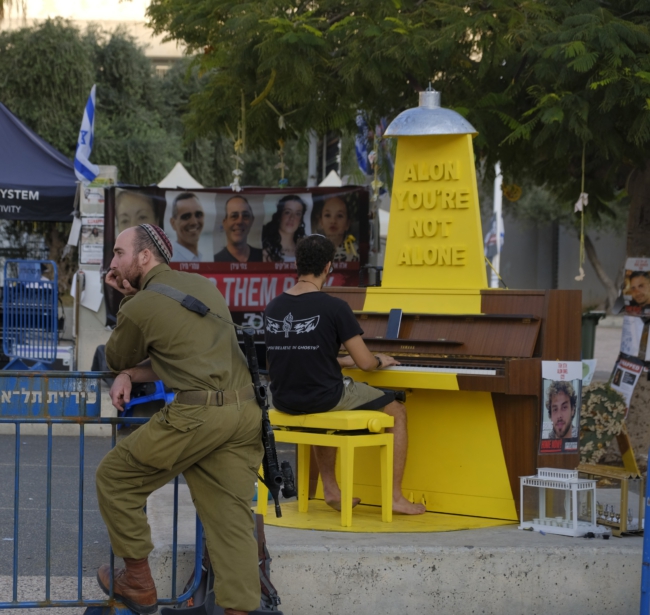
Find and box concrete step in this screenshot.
[147,485,643,615]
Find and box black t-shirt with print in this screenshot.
[264,292,363,414]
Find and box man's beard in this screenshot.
[554,419,573,438]
[121,258,144,290]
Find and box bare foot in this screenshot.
[393,496,426,515]
[325,497,361,511]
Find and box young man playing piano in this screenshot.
[264,234,426,515]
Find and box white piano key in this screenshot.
[381,365,497,376]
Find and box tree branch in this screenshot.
[328,10,353,26]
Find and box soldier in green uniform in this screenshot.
[95,223,263,615]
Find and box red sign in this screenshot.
[170,262,359,311]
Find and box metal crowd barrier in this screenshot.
[3,260,59,365]
[0,370,203,611]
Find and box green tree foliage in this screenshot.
[0,19,95,157]
[91,26,182,185]
[146,0,650,223]
[0,19,182,185]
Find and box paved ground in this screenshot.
[0,435,112,578]
[0,431,296,580]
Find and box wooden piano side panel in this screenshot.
[492,393,539,517]
[486,290,582,482]
[535,290,581,473]
[540,289,582,361]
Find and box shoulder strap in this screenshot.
[146,283,210,317]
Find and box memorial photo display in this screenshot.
[622,257,650,316]
[539,361,582,455]
[104,186,370,328]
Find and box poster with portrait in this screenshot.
[539,361,582,455]
[622,257,650,316]
[79,216,104,265]
[103,186,369,331]
[610,354,645,411]
[619,315,650,361]
[114,189,167,234]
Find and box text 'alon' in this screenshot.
[404,162,459,182]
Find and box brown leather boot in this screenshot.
[97,557,158,614]
[223,610,248,615]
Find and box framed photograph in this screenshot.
[539,361,582,454]
[622,257,650,316]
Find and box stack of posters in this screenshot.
[610,257,650,407]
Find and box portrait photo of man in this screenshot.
[168,192,205,262]
[628,271,650,313]
[214,196,263,263]
[546,380,578,440]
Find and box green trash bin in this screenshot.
[581,311,606,360]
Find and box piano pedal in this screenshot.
[407,492,414,503]
[420,494,427,507]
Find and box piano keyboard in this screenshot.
[383,365,497,376]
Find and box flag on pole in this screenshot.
[74,85,100,183]
[355,112,371,176]
[484,213,504,259]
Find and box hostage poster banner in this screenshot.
[622,258,650,316]
[539,361,582,455]
[610,354,645,411]
[103,186,370,328]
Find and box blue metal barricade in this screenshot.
[641,449,650,615]
[0,371,203,611]
[3,260,59,365]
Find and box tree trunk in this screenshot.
[584,233,618,311]
[626,161,650,258]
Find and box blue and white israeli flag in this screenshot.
[74,85,100,183]
[355,112,371,176]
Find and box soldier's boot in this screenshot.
[97,557,158,615]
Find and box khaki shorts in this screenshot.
[329,377,395,411]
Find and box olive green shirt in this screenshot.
[106,263,252,393]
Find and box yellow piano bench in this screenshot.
[257,409,394,527]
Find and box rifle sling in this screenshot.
[146,283,211,317]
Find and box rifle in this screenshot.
[242,328,296,518]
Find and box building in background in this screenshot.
[1,0,185,74]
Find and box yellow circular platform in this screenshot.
[260,500,515,533]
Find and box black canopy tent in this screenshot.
[0,103,76,222]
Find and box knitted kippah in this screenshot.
[139,224,173,264]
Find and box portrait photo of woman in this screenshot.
[115,189,160,234]
[262,194,311,262]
